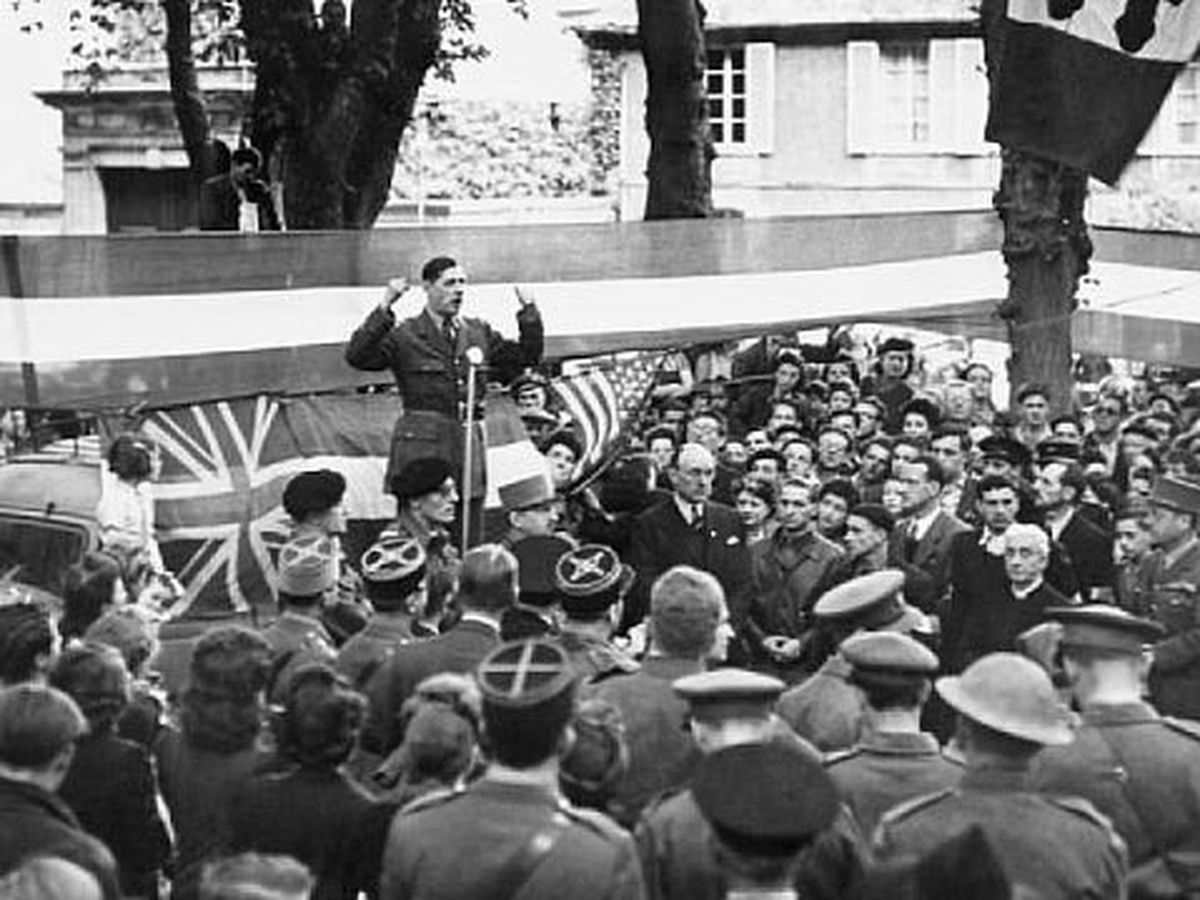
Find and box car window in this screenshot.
[0,517,88,596]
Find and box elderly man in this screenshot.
[1031,605,1200,897]
[874,653,1128,900]
[626,443,752,653]
[345,255,544,494]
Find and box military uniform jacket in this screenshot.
[635,786,864,900]
[381,777,645,900]
[824,730,963,842]
[556,630,640,685]
[1032,701,1200,893]
[262,611,338,700]
[776,654,866,753]
[873,766,1128,900]
[1143,538,1200,718]
[1056,509,1116,600]
[335,614,414,692]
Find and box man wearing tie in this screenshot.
[888,454,969,614]
[345,256,544,510]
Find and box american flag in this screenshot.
[103,395,394,618]
[551,352,663,488]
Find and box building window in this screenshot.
[1176,65,1200,145]
[707,48,747,146]
[879,42,931,146]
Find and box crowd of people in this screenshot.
[2,255,1200,899]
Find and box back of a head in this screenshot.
[457,544,517,614]
[0,856,104,900]
[182,626,273,753]
[273,664,365,769]
[0,603,54,686]
[200,853,313,900]
[49,642,131,735]
[650,565,724,659]
[0,683,87,771]
[60,552,123,641]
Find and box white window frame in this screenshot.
[1144,62,1200,155]
[706,42,775,157]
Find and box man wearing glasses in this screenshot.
[345,256,544,508]
[1084,395,1128,475]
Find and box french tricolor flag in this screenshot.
[986,0,1200,184]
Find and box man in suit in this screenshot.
[345,256,544,492]
[198,144,281,232]
[1035,459,1114,601]
[888,454,970,614]
[1142,475,1200,718]
[626,443,752,656]
[362,543,514,756]
[1031,605,1200,897]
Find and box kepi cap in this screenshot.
[693,743,839,857]
[277,533,338,596]
[935,652,1074,745]
[1047,604,1164,655]
[476,639,577,711]
[673,668,784,723]
[555,544,633,617]
[1150,474,1200,517]
[841,631,939,688]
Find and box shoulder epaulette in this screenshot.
[1045,794,1122,837]
[1162,716,1200,741]
[557,800,626,841]
[877,787,957,826]
[823,746,864,767]
[396,785,465,817]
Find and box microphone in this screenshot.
[465,347,484,366]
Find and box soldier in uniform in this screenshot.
[1141,474,1200,718]
[383,457,461,624]
[553,544,640,683]
[873,652,1128,900]
[380,639,645,900]
[776,569,934,752]
[336,535,426,691]
[691,742,841,900]
[501,534,574,641]
[264,533,339,701]
[635,669,863,900]
[1031,604,1200,898]
[823,631,961,841]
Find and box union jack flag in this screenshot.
[106,395,394,618]
[551,352,663,489]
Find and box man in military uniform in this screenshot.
[263,533,339,700]
[823,631,961,841]
[635,669,863,900]
[554,544,640,683]
[345,256,543,492]
[500,534,575,641]
[691,742,841,900]
[380,639,645,900]
[873,652,1128,900]
[383,457,461,622]
[776,569,934,752]
[1031,604,1200,897]
[1142,474,1200,718]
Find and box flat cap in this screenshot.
[1150,474,1200,517]
[513,535,576,604]
[848,503,895,534]
[977,435,1032,468]
[1036,439,1082,463]
[555,544,633,617]
[1047,604,1164,655]
[476,639,577,711]
[841,631,939,687]
[673,668,784,723]
[878,337,915,355]
[390,457,453,502]
[936,652,1074,746]
[693,743,839,856]
[813,569,905,623]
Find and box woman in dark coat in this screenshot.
[228,664,389,900]
[50,642,171,899]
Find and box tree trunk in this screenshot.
[636,0,713,220]
[982,0,1091,412]
[163,0,218,181]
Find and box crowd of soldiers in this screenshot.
[2,256,1200,899]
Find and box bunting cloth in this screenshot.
[551,352,663,488]
[482,393,554,510]
[986,0,1200,185]
[100,394,394,619]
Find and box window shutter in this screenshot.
[953,38,989,153]
[846,41,880,155]
[929,39,958,150]
[745,42,776,155]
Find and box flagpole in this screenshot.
[461,347,484,550]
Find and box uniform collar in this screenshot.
[959,762,1033,792]
[640,656,705,681]
[1079,701,1160,726]
[858,730,942,756]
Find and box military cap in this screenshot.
[935,652,1073,745]
[512,534,575,607]
[277,533,338,596]
[1149,474,1200,516]
[812,569,906,626]
[500,465,555,512]
[282,469,346,521]
[361,535,426,586]
[673,668,784,723]
[390,457,453,502]
[1047,604,1164,655]
[554,543,633,618]
[848,503,895,534]
[773,348,805,370]
[476,639,577,711]
[1036,439,1082,463]
[511,370,550,397]
[693,743,839,857]
[518,407,560,429]
[878,336,915,356]
[977,434,1032,468]
[841,631,939,687]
